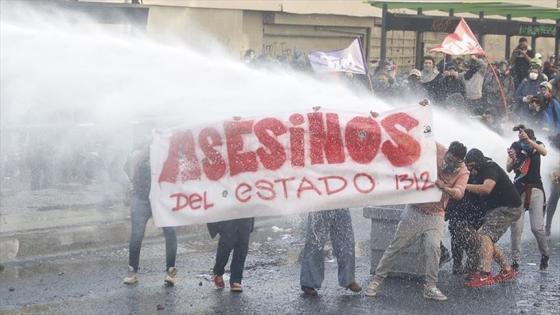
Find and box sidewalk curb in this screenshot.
[0,216,298,263]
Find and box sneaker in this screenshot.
[365,279,382,297]
[164,267,177,286]
[494,268,517,282]
[346,281,362,293]
[123,266,138,285]
[465,273,496,288]
[230,282,243,292]
[423,286,448,301]
[301,286,318,296]
[511,260,519,271]
[540,255,550,271]
[213,275,225,289]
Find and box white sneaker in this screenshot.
[365,279,382,297]
[164,267,177,286]
[123,266,138,285]
[423,286,447,301]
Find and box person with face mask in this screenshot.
[366,141,469,301]
[405,69,427,100]
[514,65,547,121]
[506,127,550,271]
[463,148,522,287]
[510,37,535,88]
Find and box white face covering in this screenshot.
[529,72,538,80]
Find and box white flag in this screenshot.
[308,39,367,74]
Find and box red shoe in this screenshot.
[213,275,225,289]
[494,269,517,283]
[465,273,496,288]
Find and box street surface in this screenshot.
[1,218,559,315]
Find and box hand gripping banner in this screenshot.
[150,105,441,227]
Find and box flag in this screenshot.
[308,38,367,74]
[430,18,486,56]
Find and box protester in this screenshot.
[372,72,395,99]
[300,209,362,296]
[123,146,178,286]
[421,56,442,101]
[507,126,550,271]
[436,62,465,105]
[514,65,547,122]
[463,148,521,287]
[543,61,557,80]
[545,133,560,236]
[445,172,487,274]
[460,56,487,115]
[405,69,426,99]
[510,37,535,87]
[538,82,560,134]
[366,141,468,301]
[208,218,254,292]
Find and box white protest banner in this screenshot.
[150,105,440,227]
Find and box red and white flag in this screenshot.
[308,39,367,74]
[430,18,485,56]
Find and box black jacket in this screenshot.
[207,218,255,239]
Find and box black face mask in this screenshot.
[442,154,460,174]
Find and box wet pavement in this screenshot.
[1,219,559,315]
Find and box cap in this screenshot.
[539,81,553,91]
[409,69,422,77]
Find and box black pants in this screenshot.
[449,219,480,273]
[213,218,252,284]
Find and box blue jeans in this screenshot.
[128,198,177,271]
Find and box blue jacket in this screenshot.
[544,97,560,134]
[515,78,540,104]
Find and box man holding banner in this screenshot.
[366,141,469,301]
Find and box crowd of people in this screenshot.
[371,37,560,137]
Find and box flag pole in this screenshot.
[358,37,374,93]
[484,55,510,120]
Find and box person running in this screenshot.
[507,126,550,271]
[208,218,254,293]
[463,148,522,287]
[300,209,362,296]
[123,146,178,286]
[366,141,469,301]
